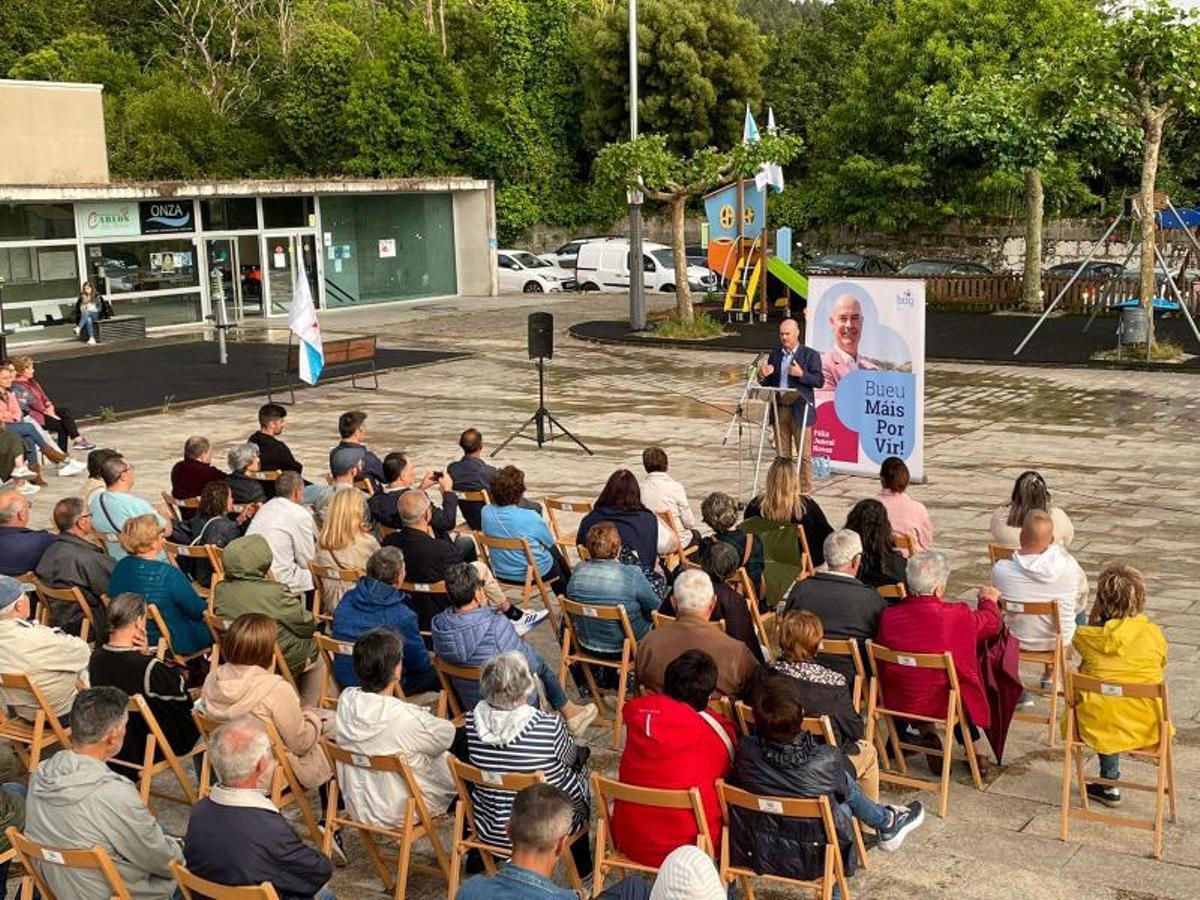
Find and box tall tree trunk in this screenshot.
[670,195,694,323]
[1138,110,1164,347]
[1022,167,1044,311]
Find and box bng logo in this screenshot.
[896,289,915,308]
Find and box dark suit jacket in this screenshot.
[384,526,460,630]
[783,571,885,683]
[758,344,824,421]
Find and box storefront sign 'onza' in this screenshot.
[140,201,193,234]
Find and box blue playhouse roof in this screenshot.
[1156,207,1200,229]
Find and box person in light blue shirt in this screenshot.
[479,465,568,591]
[565,521,660,654]
[89,454,168,561]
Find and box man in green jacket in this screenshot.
[212,535,317,679]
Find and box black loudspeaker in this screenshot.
[528,312,553,359]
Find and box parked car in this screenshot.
[575,239,717,293]
[898,258,992,276]
[685,244,709,269]
[1045,261,1127,279]
[497,250,576,293]
[539,235,618,269]
[807,252,896,276]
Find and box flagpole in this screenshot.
[628,0,645,331]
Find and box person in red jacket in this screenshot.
[612,649,735,868]
[876,549,1002,769]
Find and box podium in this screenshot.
[722,374,807,503]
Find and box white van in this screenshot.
[574,239,716,293]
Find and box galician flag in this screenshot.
[743,104,785,193]
[288,257,324,385]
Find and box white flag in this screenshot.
[288,256,324,385]
[762,107,785,192]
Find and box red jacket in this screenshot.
[876,593,1001,728]
[170,458,227,500]
[14,377,52,425]
[612,693,735,867]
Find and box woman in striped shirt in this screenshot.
[465,651,592,877]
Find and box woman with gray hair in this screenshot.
[225,442,268,508]
[465,650,593,877]
[699,491,764,594]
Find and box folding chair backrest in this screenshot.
[592,773,713,856]
[544,498,591,545]
[31,578,95,644]
[432,654,482,721]
[818,637,867,712]
[866,640,960,707]
[400,579,449,633]
[651,610,726,632]
[314,633,356,710]
[249,470,282,483]
[988,543,1015,564]
[740,519,811,604]
[876,582,905,601]
[1000,597,1064,641]
[161,491,184,525]
[171,859,280,899]
[165,542,224,577]
[732,700,835,743]
[449,757,545,844]
[203,613,295,689]
[308,561,363,621]
[1066,672,1168,706]
[560,597,637,650]
[0,672,72,748]
[892,533,916,555]
[7,827,133,899]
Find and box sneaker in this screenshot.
[1016,691,1037,709]
[565,703,599,738]
[1086,783,1122,807]
[318,825,347,864]
[9,465,33,479]
[72,326,80,335]
[57,459,87,477]
[86,337,97,345]
[73,438,96,451]
[512,609,550,636]
[878,801,925,852]
[13,481,39,496]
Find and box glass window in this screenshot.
[201,199,258,231]
[320,194,457,306]
[85,239,199,294]
[0,245,80,340]
[109,292,202,328]
[0,203,76,241]
[262,196,315,229]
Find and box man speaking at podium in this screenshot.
[758,318,824,493]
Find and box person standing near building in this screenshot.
[757,318,824,494]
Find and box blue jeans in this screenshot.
[5,421,49,464]
[529,649,569,711]
[1099,753,1120,780]
[838,772,890,831]
[78,309,99,340]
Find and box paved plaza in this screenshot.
[24,293,1200,898]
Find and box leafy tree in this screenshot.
[594,131,801,321]
[582,0,765,155]
[0,0,84,73]
[276,21,360,172]
[1088,0,1200,343]
[8,32,143,96]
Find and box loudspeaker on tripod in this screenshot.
[528,312,554,359]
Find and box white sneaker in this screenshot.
[13,481,39,496]
[513,609,550,636]
[72,326,80,335]
[10,465,33,479]
[565,703,599,738]
[57,459,87,477]
[86,337,97,345]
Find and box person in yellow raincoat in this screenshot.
[1070,563,1170,807]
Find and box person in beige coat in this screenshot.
[313,488,379,615]
[198,613,332,791]
[0,576,90,720]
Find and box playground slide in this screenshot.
[767,256,808,299]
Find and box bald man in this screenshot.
[758,318,824,492]
[818,294,879,402]
[0,488,54,576]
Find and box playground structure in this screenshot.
[703,179,808,321]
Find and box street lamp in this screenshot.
[628,0,646,331]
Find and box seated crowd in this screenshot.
[0,395,1172,900]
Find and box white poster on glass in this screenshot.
[807,276,926,481]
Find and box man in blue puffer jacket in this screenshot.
[331,546,438,696]
[431,562,597,737]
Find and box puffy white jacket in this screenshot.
[992,544,1088,652]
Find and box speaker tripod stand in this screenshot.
[491,357,593,457]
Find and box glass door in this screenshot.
[264,234,320,315]
[204,238,240,322]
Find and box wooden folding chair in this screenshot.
[475,533,560,630]
[591,773,713,895]
[164,541,225,607]
[145,603,209,669]
[30,579,97,644]
[107,694,203,811]
[655,510,699,570]
[1001,597,1067,746]
[876,583,905,601]
[727,566,773,660]
[819,638,867,713]
[171,859,280,899]
[7,827,133,899]
[1060,672,1177,859]
[308,561,363,624]
[399,579,449,635]
[716,781,850,900]
[0,672,72,772]
[321,740,452,898]
[454,489,492,535]
[650,610,726,632]
[448,759,587,900]
[892,533,917,556]
[249,469,283,483]
[795,525,816,579]
[204,612,300,693]
[559,598,636,748]
[544,497,592,560]
[864,640,984,818]
[160,491,188,526]
[313,633,356,711]
[988,543,1015,564]
[353,478,375,496]
[431,655,482,723]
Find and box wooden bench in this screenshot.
[95,315,147,343]
[266,335,379,403]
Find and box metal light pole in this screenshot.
[628,0,646,331]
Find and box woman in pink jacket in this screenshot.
[12,356,93,454]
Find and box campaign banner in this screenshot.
[807,277,925,481]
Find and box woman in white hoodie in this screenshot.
[333,628,458,826]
